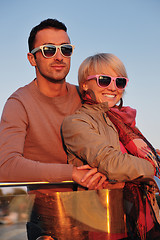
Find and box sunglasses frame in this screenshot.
[87,74,129,90]
[31,44,75,58]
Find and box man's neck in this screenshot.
[35,78,68,98]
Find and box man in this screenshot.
[0,18,97,184]
[0,19,104,239]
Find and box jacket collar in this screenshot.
[82,102,109,113]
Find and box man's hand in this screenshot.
[72,165,107,190]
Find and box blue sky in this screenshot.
[0,0,160,148]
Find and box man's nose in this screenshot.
[54,48,63,61]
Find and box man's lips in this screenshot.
[51,64,65,66]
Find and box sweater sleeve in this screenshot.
[62,114,154,182]
[0,99,73,182]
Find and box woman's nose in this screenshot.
[107,80,116,91]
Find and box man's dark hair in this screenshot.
[28,18,67,52]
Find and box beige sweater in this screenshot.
[0,80,81,183]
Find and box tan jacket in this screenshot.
[62,102,154,182]
[62,102,160,225]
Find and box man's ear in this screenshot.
[27,53,36,66]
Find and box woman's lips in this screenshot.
[102,93,116,98]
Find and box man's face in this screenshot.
[32,28,71,83]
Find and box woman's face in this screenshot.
[82,67,124,108]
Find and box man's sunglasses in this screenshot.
[31,44,75,58]
[87,74,129,90]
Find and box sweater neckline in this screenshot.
[29,80,73,104]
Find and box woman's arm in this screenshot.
[62,114,154,182]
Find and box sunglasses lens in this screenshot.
[43,46,56,58]
[116,78,127,89]
[98,76,111,87]
[61,45,73,56]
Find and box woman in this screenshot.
[62,53,160,239]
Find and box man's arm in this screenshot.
[0,99,101,188]
[0,99,73,182]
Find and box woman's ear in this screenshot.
[82,82,88,91]
[27,53,37,67]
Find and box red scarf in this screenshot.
[107,107,160,177]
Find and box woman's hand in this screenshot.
[77,165,107,190]
[156,149,160,156]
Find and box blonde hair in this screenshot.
[78,53,128,93]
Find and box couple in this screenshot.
[0,18,159,239]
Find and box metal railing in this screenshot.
[0,177,159,240]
